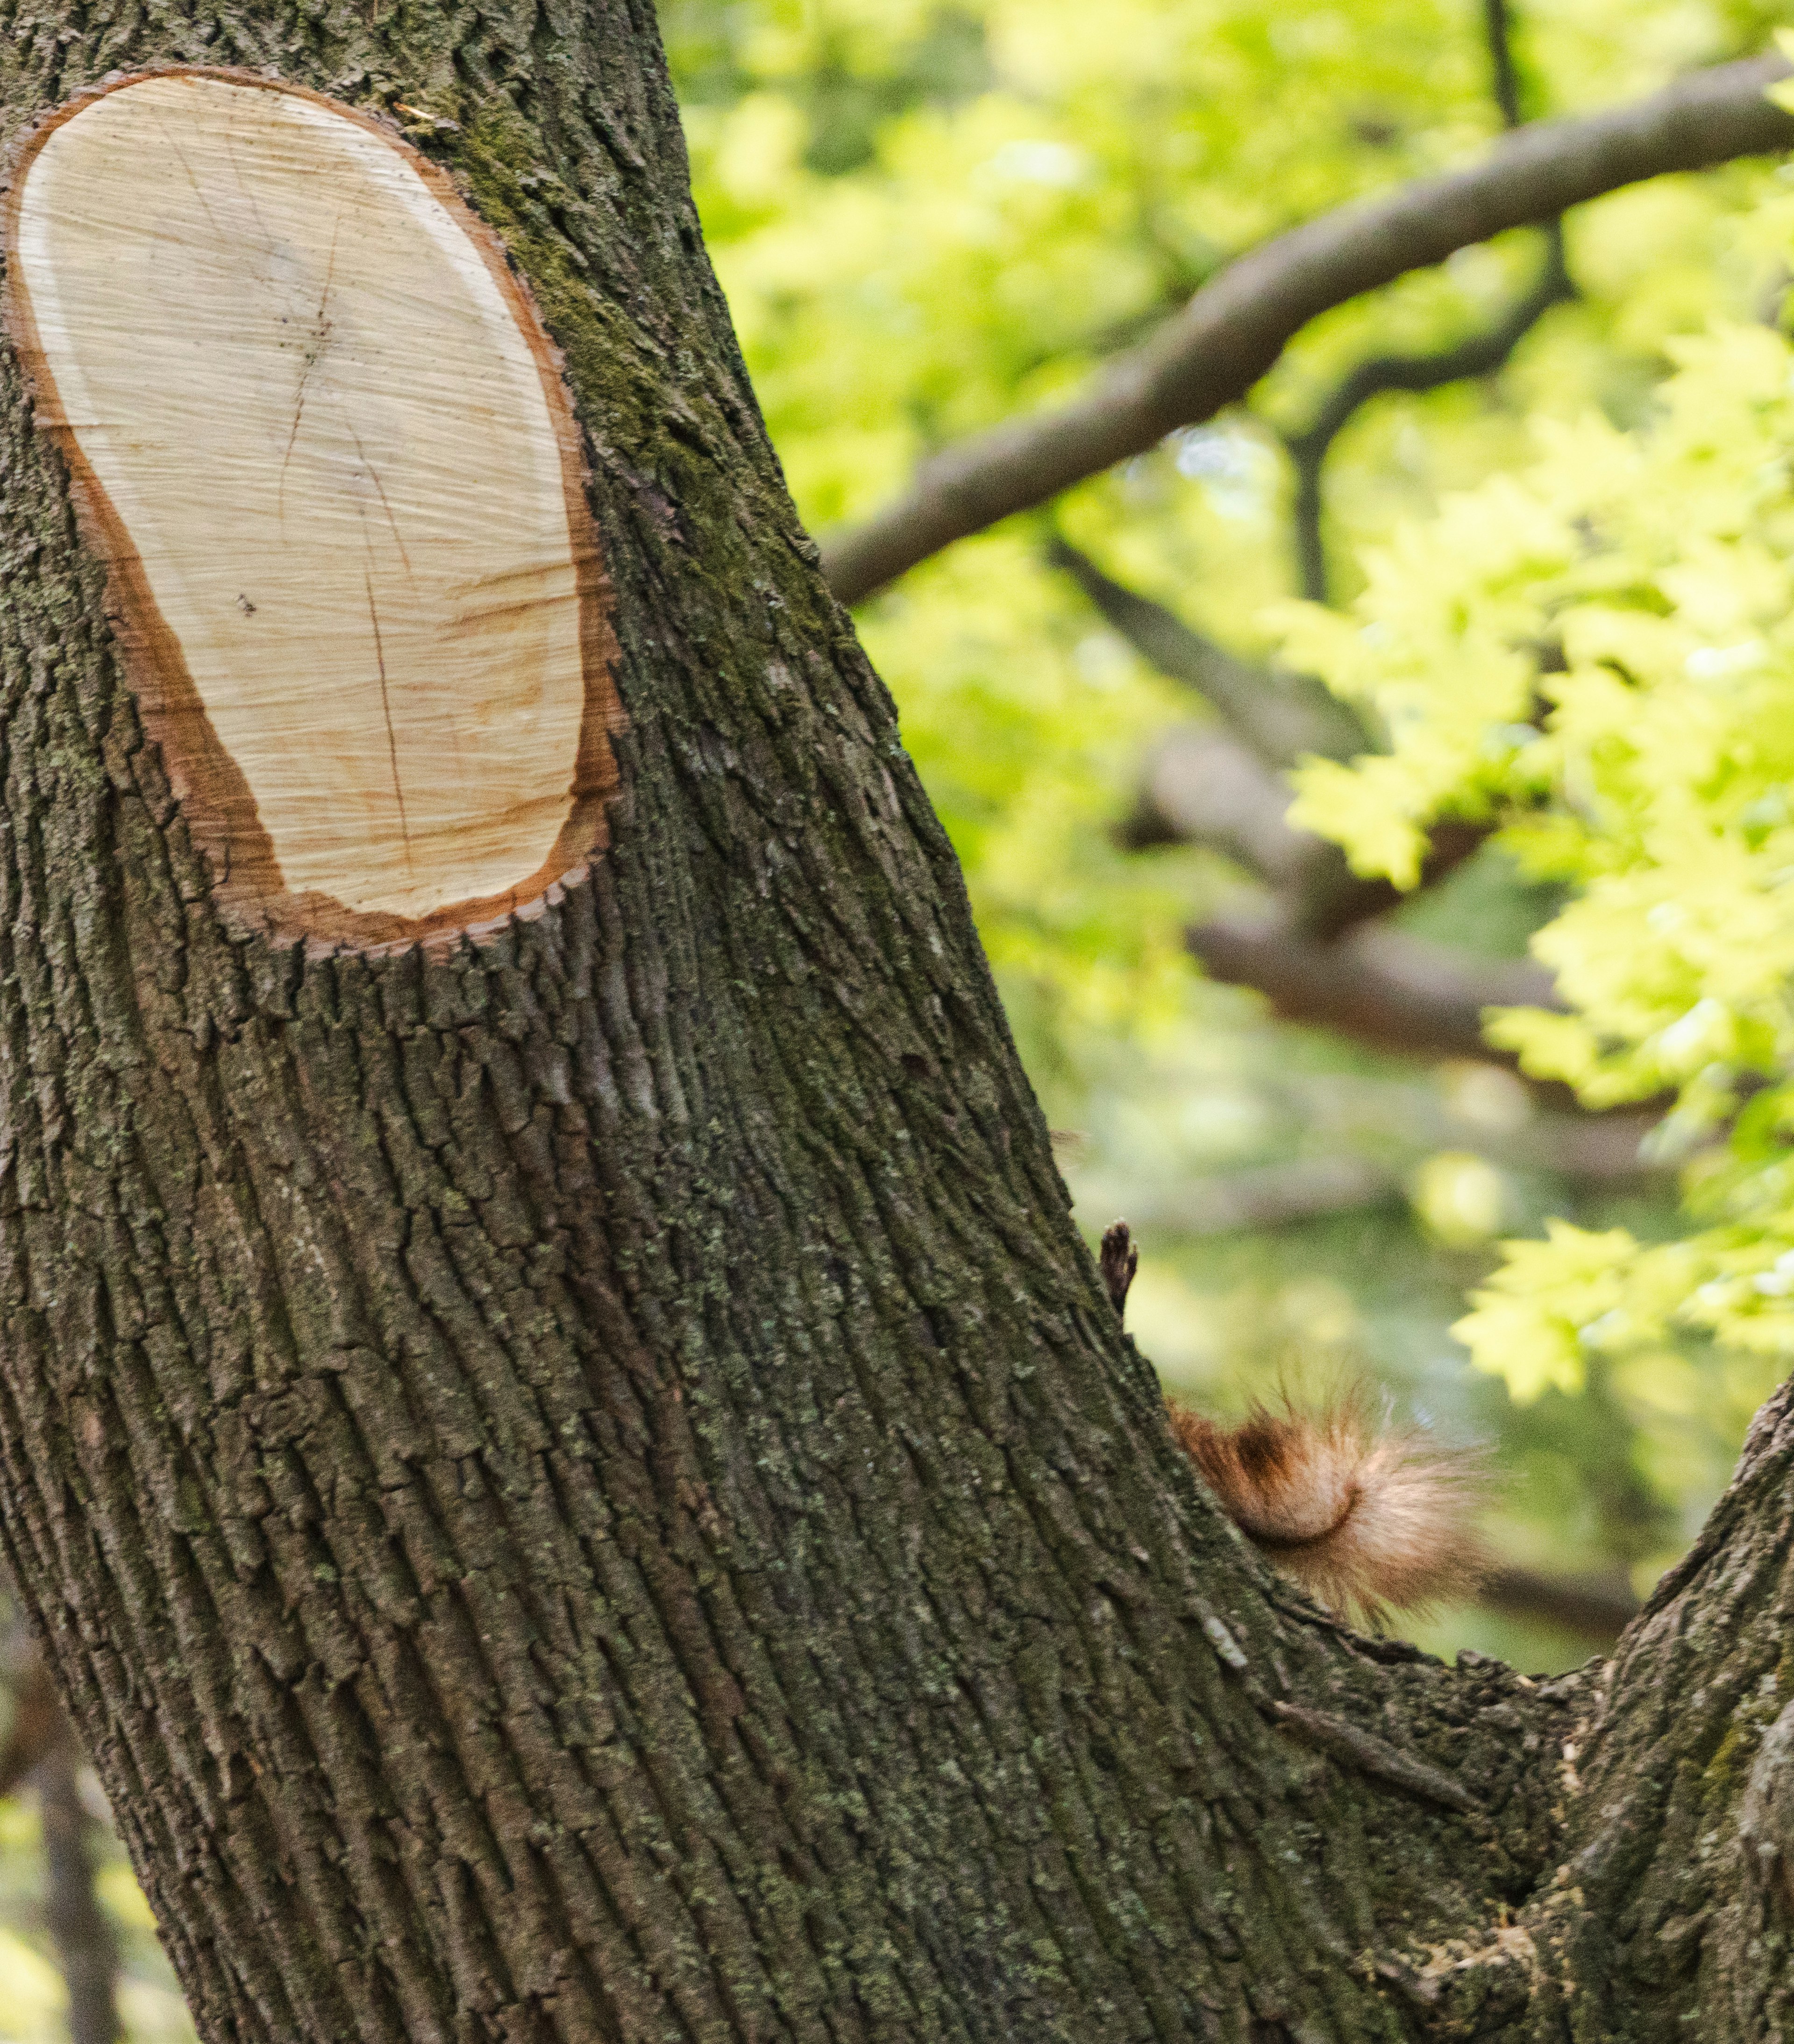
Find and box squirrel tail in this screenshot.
[1166,1393,1486,1627]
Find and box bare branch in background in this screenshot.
[1285,1068,1664,1180]
[1280,220,1573,601]
[1053,546,1575,1070]
[1484,0,1526,131]
[1049,538,1488,940]
[1049,542,1497,948]
[1113,1154,1404,1235]
[1496,1106,1662,1181]
[39,1737,120,2044]
[1480,1563,1641,1639]
[1279,0,1569,599]
[824,52,1794,603]
[0,1646,122,2044]
[1120,722,1488,933]
[1051,0,1576,1057]
[1046,537,1364,764]
[1117,727,1321,871]
[1084,1103,1661,1241]
[1051,540,1557,1062]
[1189,907,1560,1064]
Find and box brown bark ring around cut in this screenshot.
[2,67,620,952]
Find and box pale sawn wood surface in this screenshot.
[10,71,605,931]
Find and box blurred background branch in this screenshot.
[38,1737,118,2044]
[821,46,1794,602]
[0,1631,175,2039]
[1278,220,1573,601]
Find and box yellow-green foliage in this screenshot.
[668,0,1794,1058]
[1283,144,1794,1405]
[660,0,1794,1612]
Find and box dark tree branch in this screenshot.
[38,1736,121,2044]
[1055,546,1636,1085]
[1281,0,1556,601]
[1484,0,1526,131]
[824,51,1794,603]
[1480,1564,1641,1640]
[1189,906,1560,1064]
[1049,544,1493,941]
[1280,220,1573,602]
[1052,551,1588,1070]
[1046,537,1364,764]
[1122,722,1489,933]
[1255,1,1556,605]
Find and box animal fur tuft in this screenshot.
[1166,1393,1486,1626]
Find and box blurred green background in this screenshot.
[8,0,1794,2033]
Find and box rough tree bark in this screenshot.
[0,9,1785,2044]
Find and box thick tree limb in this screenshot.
[1480,1564,1641,1640]
[1191,906,1560,1063]
[1123,722,1489,937]
[1518,1377,1794,2027]
[825,52,1794,602]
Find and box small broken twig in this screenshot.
[1100,1220,1139,1321]
[1271,1699,1476,1813]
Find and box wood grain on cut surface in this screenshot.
[6,70,615,941]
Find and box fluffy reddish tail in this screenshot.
[1167,1396,1486,1626]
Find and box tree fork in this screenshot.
[0,7,1784,2043]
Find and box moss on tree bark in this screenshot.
[0,3,1786,2039]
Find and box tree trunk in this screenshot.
[0,7,1785,2042]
